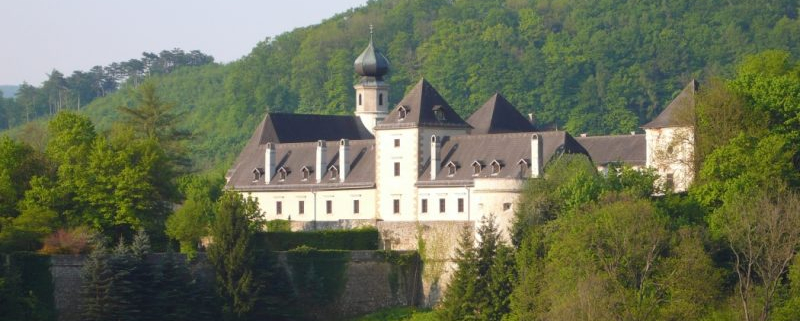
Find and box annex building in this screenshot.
[225,37,695,235]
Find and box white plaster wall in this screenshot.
[645,126,694,192]
[418,128,470,180]
[471,178,525,242]
[417,187,472,221]
[375,128,420,221]
[244,189,376,222]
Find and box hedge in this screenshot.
[2,252,56,321]
[258,227,379,251]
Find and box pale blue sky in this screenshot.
[0,0,369,85]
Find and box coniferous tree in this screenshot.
[106,239,138,321]
[207,191,263,321]
[81,239,112,321]
[438,225,479,321]
[129,229,155,321]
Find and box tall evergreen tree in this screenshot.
[81,239,112,321]
[438,225,479,321]
[207,191,263,321]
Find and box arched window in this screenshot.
[358,94,362,106]
[379,93,383,106]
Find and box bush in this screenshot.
[39,227,92,255]
[258,227,379,251]
[266,219,291,232]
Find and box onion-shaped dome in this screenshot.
[354,39,390,80]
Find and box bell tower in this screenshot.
[353,25,390,134]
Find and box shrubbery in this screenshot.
[258,227,379,251]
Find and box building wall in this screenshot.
[245,188,376,222]
[645,126,694,192]
[375,128,420,221]
[471,178,525,241]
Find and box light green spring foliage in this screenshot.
[166,174,224,258]
[2,0,786,171]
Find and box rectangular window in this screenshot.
[458,198,464,213]
[503,203,512,211]
[393,199,400,214]
[326,200,332,214]
[353,200,360,214]
[394,139,400,147]
[394,162,400,176]
[298,201,304,215]
[421,199,428,213]
[439,198,446,213]
[276,201,282,215]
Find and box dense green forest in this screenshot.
[4,0,799,170]
[2,0,800,320]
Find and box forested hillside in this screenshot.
[6,0,800,170]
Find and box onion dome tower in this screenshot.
[353,25,390,134]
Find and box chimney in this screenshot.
[339,139,350,183]
[528,113,535,124]
[430,135,439,180]
[630,131,636,135]
[316,140,327,183]
[580,133,587,137]
[265,142,276,184]
[531,134,543,178]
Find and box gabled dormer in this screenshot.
[446,161,459,176]
[277,167,289,182]
[328,165,339,180]
[252,168,264,182]
[301,166,313,181]
[517,159,529,177]
[471,161,484,176]
[490,160,503,175]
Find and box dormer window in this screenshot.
[517,159,529,177]
[398,105,409,120]
[278,167,288,181]
[446,161,458,176]
[433,105,445,121]
[329,166,339,180]
[490,160,503,175]
[471,161,483,176]
[301,166,312,181]
[252,168,264,181]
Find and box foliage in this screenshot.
[0,252,55,321]
[166,174,223,258]
[39,227,92,255]
[259,227,380,251]
[207,191,263,321]
[81,233,217,321]
[348,307,434,321]
[265,219,291,232]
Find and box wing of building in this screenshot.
[226,37,696,232]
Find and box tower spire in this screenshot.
[369,24,374,42]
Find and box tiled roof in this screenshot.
[418,131,589,183]
[227,139,376,191]
[377,79,471,129]
[575,134,646,166]
[642,80,698,129]
[467,93,534,134]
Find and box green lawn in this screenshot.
[348,307,436,321]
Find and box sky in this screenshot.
[0,0,369,85]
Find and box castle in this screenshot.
[225,36,695,236]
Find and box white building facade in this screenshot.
[225,39,697,232]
